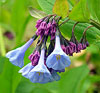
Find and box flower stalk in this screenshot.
[59,18,70,26]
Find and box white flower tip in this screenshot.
[18,69,23,73]
[6,52,10,58]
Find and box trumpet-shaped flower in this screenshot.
[46,35,71,70]
[6,38,34,67]
[28,48,52,84]
[19,63,34,78]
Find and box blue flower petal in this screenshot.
[8,52,24,68]
[29,72,39,83]
[19,63,34,78]
[6,48,20,58]
[28,64,52,84]
[60,55,71,67]
[6,38,34,67]
[46,55,56,68]
[46,35,71,70]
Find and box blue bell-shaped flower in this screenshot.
[28,48,52,84]
[6,38,34,67]
[46,34,71,70]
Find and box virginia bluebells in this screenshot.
[6,35,37,67]
[28,47,52,84]
[46,28,71,70]
[6,15,91,84]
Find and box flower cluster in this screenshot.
[36,16,57,40]
[60,22,89,56]
[6,15,89,84]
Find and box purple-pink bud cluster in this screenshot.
[36,18,57,40]
[28,51,40,66]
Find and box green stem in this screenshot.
[90,19,100,30]
[0,27,6,56]
[59,18,70,26]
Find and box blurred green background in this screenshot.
[0,0,100,93]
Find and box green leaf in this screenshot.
[53,0,69,18]
[31,88,51,93]
[37,0,55,14]
[87,0,100,23]
[86,45,99,54]
[29,7,47,19]
[95,41,100,50]
[69,0,90,22]
[15,78,55,93]
[0,57,22,93]
[79,76,91,93]
[59,65,89,93]
[0,56,5,74]
[15,79,35,93]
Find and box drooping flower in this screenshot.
[69,42,77,53]
[6,38,35,67]
[50,19,57,40]
[46,33,71,70]
[66,46,72,55]
[80,34,89,50]
[77,43,83,52]
[36,21,47,37]
[66,42,77,56]
[39,21,47,30]
[19,63,34,78]
[28,48,52,84]
[28,50,40,66]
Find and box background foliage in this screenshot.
[0,0,100,93]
